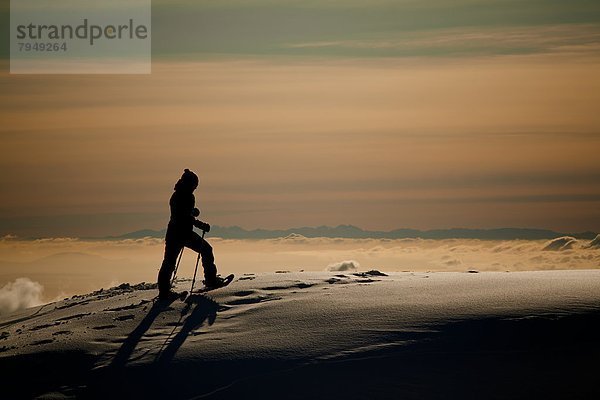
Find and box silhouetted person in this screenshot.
[157,169,223,299]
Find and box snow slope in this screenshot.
[1,270,600,399]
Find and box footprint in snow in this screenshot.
[352,270,388,277]
[114,315,135,322]
[31,339,55,346]
[52,330,73,336]
[92,325,117,330]
[30,321,63,331]
[55,300,90,310]
[56,312,92,321]
[233,290,255,297]
[105,300,150,312]
[226,295,281,306]
[261,283,315,291]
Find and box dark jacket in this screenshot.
[166,189,196,243]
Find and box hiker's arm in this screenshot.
[193,220,211,232]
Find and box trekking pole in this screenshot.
[190,230,205,293]
[171,247,185,287]
[190,253,200,293]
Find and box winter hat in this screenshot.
[174,168,199,191]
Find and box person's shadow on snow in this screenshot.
[109,297,178,369]
[155,294,220,365]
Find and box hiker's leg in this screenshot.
[186,232,217,282]
[158,240,183,294]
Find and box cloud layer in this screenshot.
[1,236,599,302]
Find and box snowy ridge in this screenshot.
[1,270,600,399]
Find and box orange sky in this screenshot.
[1,52,599,236]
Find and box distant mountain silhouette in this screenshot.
[108,225,597,240]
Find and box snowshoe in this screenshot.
[200,274,235,292]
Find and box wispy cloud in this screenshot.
[287,24,600,57]
[3,0,600,59]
